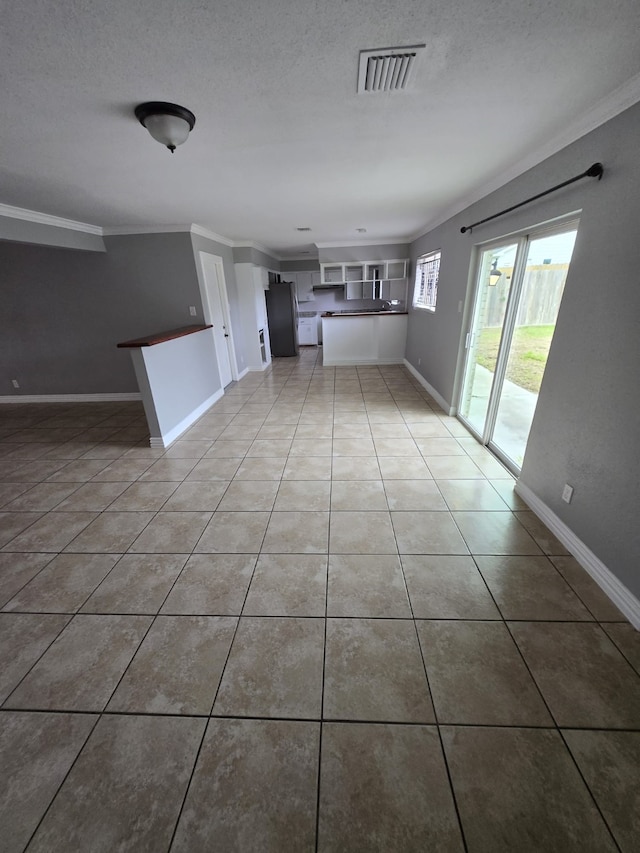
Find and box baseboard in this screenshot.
[148,388,224,448]
[0,392,142,404]
[236,367,250,380]
[248,362,272,372]
[515,481,640,629]
[403,360,456,415]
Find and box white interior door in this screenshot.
[199,253,235,387]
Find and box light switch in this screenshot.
[189,306,197,316]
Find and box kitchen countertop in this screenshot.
[321,311,408,318]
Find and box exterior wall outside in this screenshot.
[406,100,640,600]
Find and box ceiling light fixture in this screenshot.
[296,227,312,232]
[134,102,196,153]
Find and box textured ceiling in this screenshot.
[2,0,640,256]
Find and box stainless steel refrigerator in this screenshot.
[265,281,299,357]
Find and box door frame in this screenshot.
[196,251,239,385]
[456,216,580,474]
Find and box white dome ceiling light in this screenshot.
[134,102,196,153]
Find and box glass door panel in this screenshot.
[458,242,518,436]
[491,229,577,466]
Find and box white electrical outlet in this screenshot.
[417,358,421,366]
[11,379,19,389]
[562,484,574,504]
[189,306,197,316]
[458,300,463,313]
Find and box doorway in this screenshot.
[198,252,237,388]
[458,220,578,472]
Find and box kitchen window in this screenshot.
[413,250,441,311]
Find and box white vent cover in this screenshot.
[358,45,425,93]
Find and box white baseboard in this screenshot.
[0,392,142,404]
[403,360,456,416]
[323,358,405,367]
[236,367,250,380]
[148,388,224,448]
[515,481,640,629]
[247,362,271,373]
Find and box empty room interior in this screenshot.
[1,1,639,851]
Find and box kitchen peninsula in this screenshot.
[321,311,408,366]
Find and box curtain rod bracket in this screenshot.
[460,162,604,234]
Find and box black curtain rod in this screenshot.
[460,162,604,234]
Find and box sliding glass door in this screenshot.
[458,221,578,472]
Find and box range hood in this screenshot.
[312,283,344,289]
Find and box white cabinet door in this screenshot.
[298,318,318,345]
[296,272,315,302]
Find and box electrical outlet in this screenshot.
[189,306,197,316]
[562,484,574,504]
[458,300,463,313]
[11,379,19,389]
[417,358,421,366]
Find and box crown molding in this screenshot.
[0,202,103,235]
[410,71,640,243]
[232,239,283,259]
[102,224,192,236]
[190,224,235,247]
[315,239,411,249]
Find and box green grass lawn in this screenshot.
[476,325,555,393]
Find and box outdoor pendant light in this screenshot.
[135,102,196,153]
[488,259,502,287]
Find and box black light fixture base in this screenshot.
[134,102,196,131]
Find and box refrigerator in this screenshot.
[265,281,299,357]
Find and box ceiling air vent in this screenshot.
[358,45,425,93]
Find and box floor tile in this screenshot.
[163,439,212,458]
[105,481,178,511]
[233,457,287,480]
[401,555,500,619]
[332,438,376,456]
[509,621,640,727]
[258,423,298,439]
[383,479,447,510]
[108,615,237,714]
[330,456,380,480]
[26,714,205,853]
[128,511,211,553]
[318,722,462,853]
[0,710,97,853]
[203,439,252,457]
[3,481,80,512]
[369,423,412,439]
[551,556,626,620]
[217,479,279,511]
[601,621,640,674]
[3,553,118,613]
[436,479,509,511]
[441,726,617,852]
[273,480,331,511]
[247,438,294,457]
[563,729,640,853]
[46,459,109,482]
[475,555,592,620]
[195,511,269,553]
[0,552,53,607]
[330,511,397,554]
[161,553,256,614]
[172,718,319,853]
[136,457,198,481]
[417,620,552,725]
[213,616,324,718]
[406,421,452,437]
[324,618,434,722]
[2,511,82,551]
[262,511,329,553]
[414,437,465,456]
[0,613,70,703]
[424,455,484,479]
[4,614,152,711]
[81,553,187,614]
[327,555,411,617]
[160,479,229,511]
[282,456,332,480]
[0,482,31,507]
[391,511,469,554]
[378,457,432,479]
[90,458,154,481]
[186,457,242,480]
[330,479,388,510]
[243,554,327,616]
[513,510,570,555]
[452,511,542,555]
[488,477,528,509]
[54,480,130,511]
[65,511,154,552]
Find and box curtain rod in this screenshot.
[460,162,604,234]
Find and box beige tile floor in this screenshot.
[0,350,639,852]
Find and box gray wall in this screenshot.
[318,243,410,263]
[2,232,203,394]
[280,259,320,273]
[406,101,640,599]
[232,246,280,269]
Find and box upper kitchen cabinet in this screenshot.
[321,259,408,284]
[295,271,316,302]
